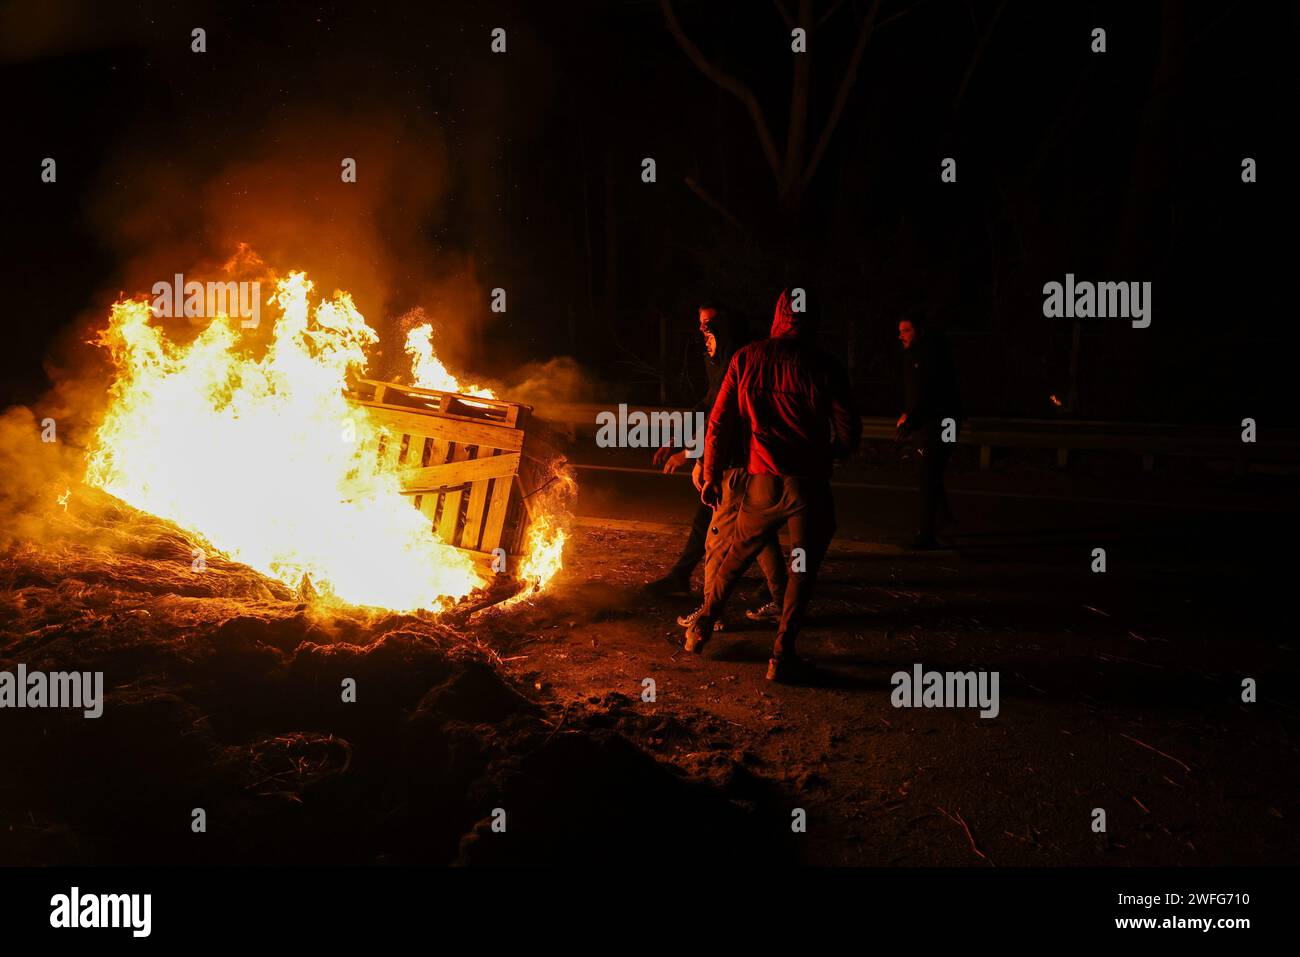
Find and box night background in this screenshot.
[0,0,1297,925]
[6,0,1297,418]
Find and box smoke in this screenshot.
[490,357,596,408]
[0,0,220,62]
[85,104,472,342]
[0,407,80,546]
[0,1,591,553]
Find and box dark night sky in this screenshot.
[3,0,1297,421]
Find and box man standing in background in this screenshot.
[895,315,963,549]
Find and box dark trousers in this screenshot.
[917,426,955,537]
[704,468,786,602]
[703,474,836,660]
[668,502,713,581]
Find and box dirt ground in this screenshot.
[1,487,1295,866]
[490,520,1299,866]
[0,490,787,866]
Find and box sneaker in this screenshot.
[683,616,714,654]
[676,606,725,631]
[765,654,815,683]
[745,599,781,623]
[644,573,693,597]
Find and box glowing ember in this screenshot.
[82,270,567,613]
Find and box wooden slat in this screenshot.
[361,404,523,452]
[355,377,526,409]
[461,450,494,550]
[400,452,521,493]
[414,437,447,525]
[418,490,442,525]
[437,444,471,543]
[479,475,512,554]
[509,473,533,554]
[425,435,449,469]
[353,378,529,425]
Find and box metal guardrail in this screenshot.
[540,404,1298,473]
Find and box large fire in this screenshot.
[83,271,568,613]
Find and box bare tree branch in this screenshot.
[952,0,1008,113]
[782,0,814,200]
[814,0,849,31]
[773,0,795,30]
[799,0,884,193]
[660,0,782,181]
[875,0,929,34]
[684,175,745,231]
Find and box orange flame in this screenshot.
[82,270,567,613]
[405,323,495,398]
[500,464,577,606]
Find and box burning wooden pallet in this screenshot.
[346,378,554,571]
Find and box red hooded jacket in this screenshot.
[702,290,861,483]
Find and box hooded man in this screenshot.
[684,287,861,682]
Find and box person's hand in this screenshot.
[700,479,723,509]
[651,445,675,467]
[690,461,705,492]
[661,450,690,473]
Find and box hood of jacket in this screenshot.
[771,287,818,339]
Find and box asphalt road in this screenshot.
[569,456,1299,574]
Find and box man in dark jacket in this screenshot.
[645,302,747,595]
[895,316,963,548]
[684,288,861,683]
